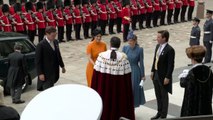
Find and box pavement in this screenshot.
[2,0,213,120]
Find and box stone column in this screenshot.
[196,0,205,19]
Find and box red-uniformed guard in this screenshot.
[0,0,4,31]
[45,0,56,28]
[9,0,16,16]
[39,0,47,12]
[187,0,195,21]
[130,0,139,30]
[64,0,73,41]
[29,0,37,12]
[73,0,83,40]
[36,2,46,42]
[160,0,167,25]
[13,3,25,34]
[82,0,92,39]
[114,0,122,33]
[174,0,182,23]
[98,0,108,35]
[0,4,12,32]
[55,0,65,42]
[107,0,116,34]
[137,0,146,29]
[122,0,131,42]
[21,0,27,13]
[181,0,188,22]
[152,0,160,27]
[24,2,36,43]
[90,0,98,35]
[167,0,175,24]
[145,0,153,28]
[21,0,28,34]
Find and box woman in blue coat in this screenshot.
[122,31,146,107]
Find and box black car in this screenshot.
[0,32,36,94]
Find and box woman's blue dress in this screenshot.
[122,45,146,107]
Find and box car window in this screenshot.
[0,39,35,58]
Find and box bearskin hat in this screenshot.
[82,0,89,5]
[56,0,63,8]
[14,3,22,12]
[100,0,106,4]
[0,0,4,5]
[9,0,16,5]
[2,4,9,13]
[36,2,43,11]
[74,0,81,6]
[64,0,71,7]
[25,2,33,11]
[122,0,130,7]
[29,0,37,3]
[21,0,28,3]
[90,0,97,4]
[47,0,55,10]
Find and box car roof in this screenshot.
[0,32,28,41]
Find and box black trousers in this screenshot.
[74,24,81,39]
[174,8,181,23]
[153,71,168,118]
[58,26,64,42]
[116,17,122,33]
[138,14,146,29]
[153,11,160,27]
[167,9,173,24]
[187,6,194,21]
[204,41,212,63]
[27,30,36,43]
[83,22,91,38]
[123,24,130,42]
[160,10,166,25]
[99,20,107,35]
[38,28,45,42]
[131,15,138,30]
[146,12,152,27]
[66,24,72,41]
[109,19,115,34]
[91,21,98,35]
[181,5,188,21]
[11,86,22,102]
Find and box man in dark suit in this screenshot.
[150,30,175,119]
[7,43,27,104]
[36,26,66,91]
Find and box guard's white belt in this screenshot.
[190,36,196,39]
[204,31,211,34]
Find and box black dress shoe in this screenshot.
[13,100,25,104]
[151,114,161,120]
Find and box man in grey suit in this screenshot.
[189,17,201,46]
[150,30,175,119]
[7,43,27,104]
[203,9,213,63]
[36,26,66,91]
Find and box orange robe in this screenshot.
[86,40,107,87]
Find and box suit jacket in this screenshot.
[36,38,64,90]
[7,51,27,88]
[151,43,175,94]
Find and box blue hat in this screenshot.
[127,30,136,40]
